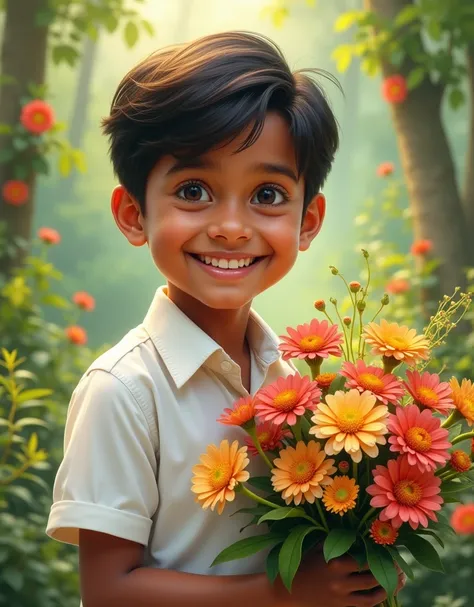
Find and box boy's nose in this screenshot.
[207,207,252,243]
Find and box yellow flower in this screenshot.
[271,441,336,506]
[450,377,474,426]
[363,319,430,365]
[323,476,359,515]
[191,440,249,514]
[310,389,388,463]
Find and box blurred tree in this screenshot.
[0,0,154,276]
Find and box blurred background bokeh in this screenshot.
[0,1,473,606]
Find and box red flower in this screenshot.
[450,450,471,473]
[21,99,55,135]
[2,180,29,205]
[411,239,433,255]
[245,421,291,456]
[386,278,410,295]
[72,291,95,312]
[38,227,61,245]
[451,504,474,534]
[65,325,87,345]
[370,519,398,545]
[382,75,408,104]
[377,162,395,177]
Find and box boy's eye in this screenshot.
[251,187,287,206]
[177,183,211,202]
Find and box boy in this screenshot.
[46,32,395,606]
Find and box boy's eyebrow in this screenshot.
[166,158,298,182]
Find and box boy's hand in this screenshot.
[286,547,403,607]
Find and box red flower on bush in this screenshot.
[38,227,61,245]
[386,278,410,295]
[382,75,408,104]
[376,162,395,177]
[72,291,95,312]
[65,325,87,345]
[20,99,55,135]
[411,239,433,256]
[2,180,29,205]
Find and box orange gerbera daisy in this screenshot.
[191,440,249,514]
[2,180,29,205]
[255,374,321,426]
[381,74,408,104]
[340,359,404,405]
[245,421,292,456]
[451,504,474,534]
[278,319,343,361]
[38,227,61,245]
[271,440,336,505]
[65,326,87,345]
[450,450,471,473]
[322,475,359,515]
[20,99,55,134]
[449,377,474,426]
[218,396,256,429]
[72,291,95,311]
[404,370,454,415]
[315,372,337,389]
[363,319,430,366]
[370,519,398,545]
[310,389,388,463]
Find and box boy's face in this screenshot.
[113,112,325,311]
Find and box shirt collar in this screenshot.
[142,286,281,389]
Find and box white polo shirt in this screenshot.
[46,286,294,576]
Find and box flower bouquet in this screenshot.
[191,251,473,607]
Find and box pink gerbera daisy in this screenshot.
[367,456,443,530]
[387,405,451,472]
[245,421,292,456]
[255,374,321,426]
[340,359,404,405]
[404,370,454,415]
[278,319,343,361]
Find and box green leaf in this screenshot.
[449,88,465,110]
[266,544,280,584]
[417,529,444,548]
[401,534,444,572]
[211,532,284,567]
[441,479,469,495]
[17,389,52,404]
[40,293,71,309]
[58,151,72,177]
[124,21,139,48]
[0,148,14,164]
[387,546,415,581]
[406,67,425,90]
[364,540,398,597]
[52,44,80,67]
[2,568,23,592]
[278,525,316,591]
[230,505,269,518]
[14,417,48,429]
[395,5,420,27]
[323,528,357,562]
[104,14,119,33]
[5,485,33,505]
[331,45,354,73]
[71,149,87,173]
[327,374,346,395]
[0,123,13,134]
[247,476,274,493]
[334,11,362,32]
[141,19,155,36]
[258,506,307,525]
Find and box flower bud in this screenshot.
[338,461,350,475]
[381,293,390,305]
[329,297,337,305]
[357,300,366,312]
[361,249,369,258]
[329,266,339,275]
[343,316,351,326]
[349,281,361,293]
[314,299,326,311]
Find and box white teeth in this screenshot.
[196,254,256,269]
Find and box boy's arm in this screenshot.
[79,530,289,607]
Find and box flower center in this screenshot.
[405,426,433,452]
[299,335,324,352]
[334,488,349,503]
[394,480,423,506]
[291,460,316,484]
[378,523,392,537]
[416,386,439,407]
[273,389,299,411]
[33,112,46,124]
[258,431,270,444]
[385,335,408,350]
[209,463,232,491]
[358,372,384,392]
[461,513,474,526]
[338,410,363,433]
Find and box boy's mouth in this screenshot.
[188,253,264,270]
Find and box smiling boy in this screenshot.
[46,32,393,607]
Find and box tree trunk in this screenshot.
[464,43,474,266]
[0,0,49,276]
[366,0,469,304]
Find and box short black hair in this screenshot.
[102,31,339,215]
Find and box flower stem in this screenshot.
[306,356,323,381]
[315,499,329,532]
[239,484,280,510]
[246,426,273,470]
[293,419,303,443]
[441,409,463,428]
[357,507,376,532]
[352,461,358,481]
[451,430,474,446]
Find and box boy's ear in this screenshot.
[299,193,326,252]
[111,185,147,247]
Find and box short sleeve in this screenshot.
[46,369,159,547]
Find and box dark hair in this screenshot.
[102,31,339,214]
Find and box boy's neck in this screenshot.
[165,283,252,363]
